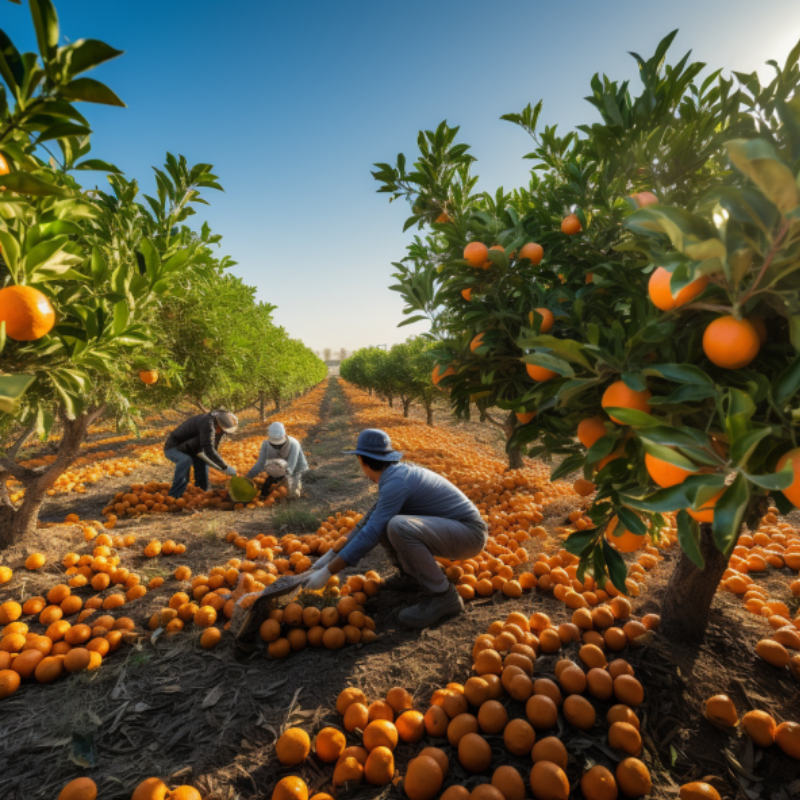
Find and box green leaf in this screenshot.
[90,247,107,287]
[73,158,122,174]
[550,453,585,481]
[29,0,59,61]
[730,427,770,467]
[744,467,793,491]
[617,508,647,536]
[603,407,660,427]
[139,239,160,284]
[640,441,699,470]
[676,510,704,569]
[564,530,597,556]
[712,473,749,555]
[37,122,92,142]
[644,363,714,385]
[517,334,592,369]
[0,231,20,279]
[61,38,124,76]
[0,374,36,414]
[621,484,690,513]
[726,139,800,215]
[60,77,126,107]
[520,353,574,378]
[774,356,800,406]
[0,172,70,196]
[602,540,628,594]
[398,315,428,328]
[112,300,129,335]
[485,248,509,270]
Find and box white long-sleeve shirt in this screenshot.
[246,436,308,479]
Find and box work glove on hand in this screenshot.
[309,549,336,572]
[224,466,237,477]
[303,567,331,592]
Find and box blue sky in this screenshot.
[5,1,800,354]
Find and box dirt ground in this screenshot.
[0,378,798,800]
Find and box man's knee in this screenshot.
[387,516,418,548]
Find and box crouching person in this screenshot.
[303,428,487,628]
[247,422,308,499]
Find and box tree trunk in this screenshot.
[425,402,434,426]
[464,404,471,422]
[387,396,393,408]
[259,394,266,422]
[0,410,102,549]
[660,523,730,642]
[502,411,523,470]
[272,395,282,412]
[402,399,411,418]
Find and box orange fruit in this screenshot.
[615,758,651,797]
[528,307,554,332]
[742,710,777,747]
[477,700,508,734]
[418,746,449,779]
[57,777,98,800]
[776,721,800,760]
[315,727,346,762]
[607,705,640,730]
[687,489,723,523]
[432,364,456,387]
[276,728,311,765]
[405,756,443,800]
[614,675,644,706]
[519,242,544,266]
[562,695,596,730]
[776,448,800,506]
[648,267,708,311]
[424,705,449,737]
[462,288,472,301]
[396,709,425,742]
[0,285,56,341]
[491,765,526,800]
[332,756,363,787]
[609,721,642,755]
[503,718,536,757]
[577,416,607,448]
[272,776,308,800]
[363,719,398,751]
[529,761,569,800]
[458,732,492,772]
[605,517,645,553]
[702,316,760,369]
[530,737,567,770]
[386,686,414,712]
[580,766,618,800]
[601,381,651,424]
[561,214,581,235]
[755,639,789,668]
[447,713,479,747]
[525,695,558,729]
[343,702,369,732]
[364,746,394,786]
[645,452,697,487]
[679,783,721,800]
[167,789,200,800]
[526,363,558,382]
[464,242,489,269]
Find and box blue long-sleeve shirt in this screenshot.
[338,462,485,566]
[246,437,308,479]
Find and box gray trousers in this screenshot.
[382,515,488,593]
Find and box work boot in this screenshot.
[398,584,464,628]
[382,571,418,592]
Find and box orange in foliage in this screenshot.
[0,285,56,341]
[702,316,760,369]
[601,381,651,424]
[561,214,581,235]
[648,267,708,312]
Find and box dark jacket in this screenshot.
[165,412,229,471]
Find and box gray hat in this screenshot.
[215,411,238,434]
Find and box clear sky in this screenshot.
[5,1,800,354]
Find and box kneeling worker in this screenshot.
[247,422,308,498]
[164,410,238,499]
[304,428,487,628]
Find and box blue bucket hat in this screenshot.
[344,428,403,462]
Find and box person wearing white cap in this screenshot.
[246,421,308,498]
[164,410,239,499]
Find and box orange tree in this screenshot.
[374,32,800,639]
[0,1,228,545]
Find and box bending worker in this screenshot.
[304,428,487,628]
[164,410,238,499]
[247,422,308,498]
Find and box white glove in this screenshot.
[309,549,336,572]
[303,567,331,591]
[224,466,237,477]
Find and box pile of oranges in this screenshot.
[259,575,381,657]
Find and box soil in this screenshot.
[0,377,798,800]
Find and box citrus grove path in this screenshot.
[0,378,798,799]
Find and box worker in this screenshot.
[304,428,487,628]
[164,410,239,499]
[246,422,308,499]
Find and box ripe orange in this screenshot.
[530,737,567,769]
[704,695,738,728]
[491,765,526,800]
[702,316,760,369]
[776,721,800,759]
[315,727,346,762]
[645,452,697,487]
[477,700,508,734]
[742,710,777,747]
[615,758,651,797]
[519,242,544,265]
[630,191,659,208]
[605,516,645,553]
[432,364,456,387]
[57,777,98,800]
[515,411,537,425]
[470,333,486,353]
[679,783,721,800]
[525,694,558,729]
[601,381,652,424]
[276,728,311,765]
[405,756,443,800]
[458,732,492,772]
[272,776,308,800]
[777,448,800,506]
[529,761,569,800]
[647,267,708,311]
[503,718,536,756]
[687,489,724,523]
[561,214,581,235]
[581,766,618,800]
[462,288,472,301]
[526,363,558,382]
[464,242,489,269]
[139,370,159,385]
[364,746,394,786]
[0,285,56,341]
[577,416,607,449]
[130,780,169,800]
[363,719,398,751]
[528,307,554,332]
[396,709,425,742]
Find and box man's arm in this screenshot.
[246,441,269,479]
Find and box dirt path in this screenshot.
[0,378,798,800]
